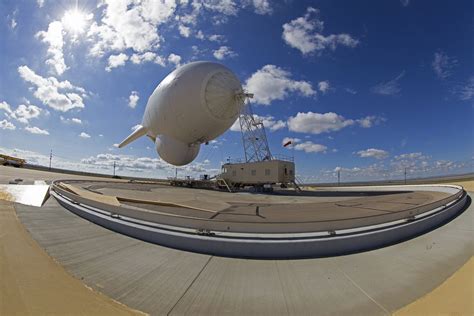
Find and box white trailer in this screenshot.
[220,159,295,188]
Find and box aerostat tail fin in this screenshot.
[118,125,148,148]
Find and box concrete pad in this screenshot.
[0,200,144,315]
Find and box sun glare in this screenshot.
[62,9,87,34]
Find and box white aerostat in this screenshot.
[118,61,246,166]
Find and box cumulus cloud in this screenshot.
[168,53,182,67]
[288,112,384,134]
[371,71,405,96]
[87,0,177,57]
[79,132,91,138]
[178,24,191,37]
[251,0,272,15]
[25,126,49,135]
[60,116,82,124]
[208,34,226,42]
[1,103,35,123]
[318,80,331,94]
[128,91,139,109]
[130,51,156,64]
[9,104,42,124]
[17,65,85,112]
[282,7,359,55]
[432,51,457,79]
[288,112,354,134]
[0,119,16,130]
[201,0,239,16]
[106,53,129,71]
[36,21,68,75]
[213,46,237,60]
[357,148,389,159]
[245,65,316,105]
[230,114,286,132]
[357,115,385,128]
[281,137,327,153]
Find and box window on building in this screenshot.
[251,170,256,176]
[265,169,270,176]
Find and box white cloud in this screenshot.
[168,53,182,67]
[281,137,326,153]
[0,119,16,130]
[371,71,405,96]
[294,141,327,153]
[106,53,129,71]
[357,115,385,128]
[288,112,354,134]
[37,0,45,8]
[345,88,357,94]
[178,24,191,37]
[201,0,238,16]
[230,114,286,132]
[252,0,272,15]
[79,132,91,138]
[36,21,68,75]
[213,46,237,60]
[357,148,389,159]
[318,80,331,94]
[245,64,316,105]
[128,91,139,109]
[208,34,226,42]
[10,18,17,29]
[10,104,42,124]
[25,126,49,135]
[288,112,384,134]
[17,65,85,112]
[432,51,457,79]
[282,7,359,55]
[195,30,205,40]
[87,0,177,57]
[455,76,474,101]
[60,116,82,124]
[130,51,157,64]
[0,101,12,114]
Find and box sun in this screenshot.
[62,9,87,34]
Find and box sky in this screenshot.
[0,0,473,183]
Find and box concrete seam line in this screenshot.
[166,255,213,316]
[340,269,390,315]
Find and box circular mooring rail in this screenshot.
[50,181,467,259]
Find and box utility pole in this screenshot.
[113,161,116,177]
[175,167,178,179]
[49,149,52,171]
[404,168,407,185]
[337,170,340,186]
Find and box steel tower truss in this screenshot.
[238,96,272,163]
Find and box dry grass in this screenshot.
[0,189,14,202]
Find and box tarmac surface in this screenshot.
[1,166,473,315]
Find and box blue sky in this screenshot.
[0,0,473,182]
